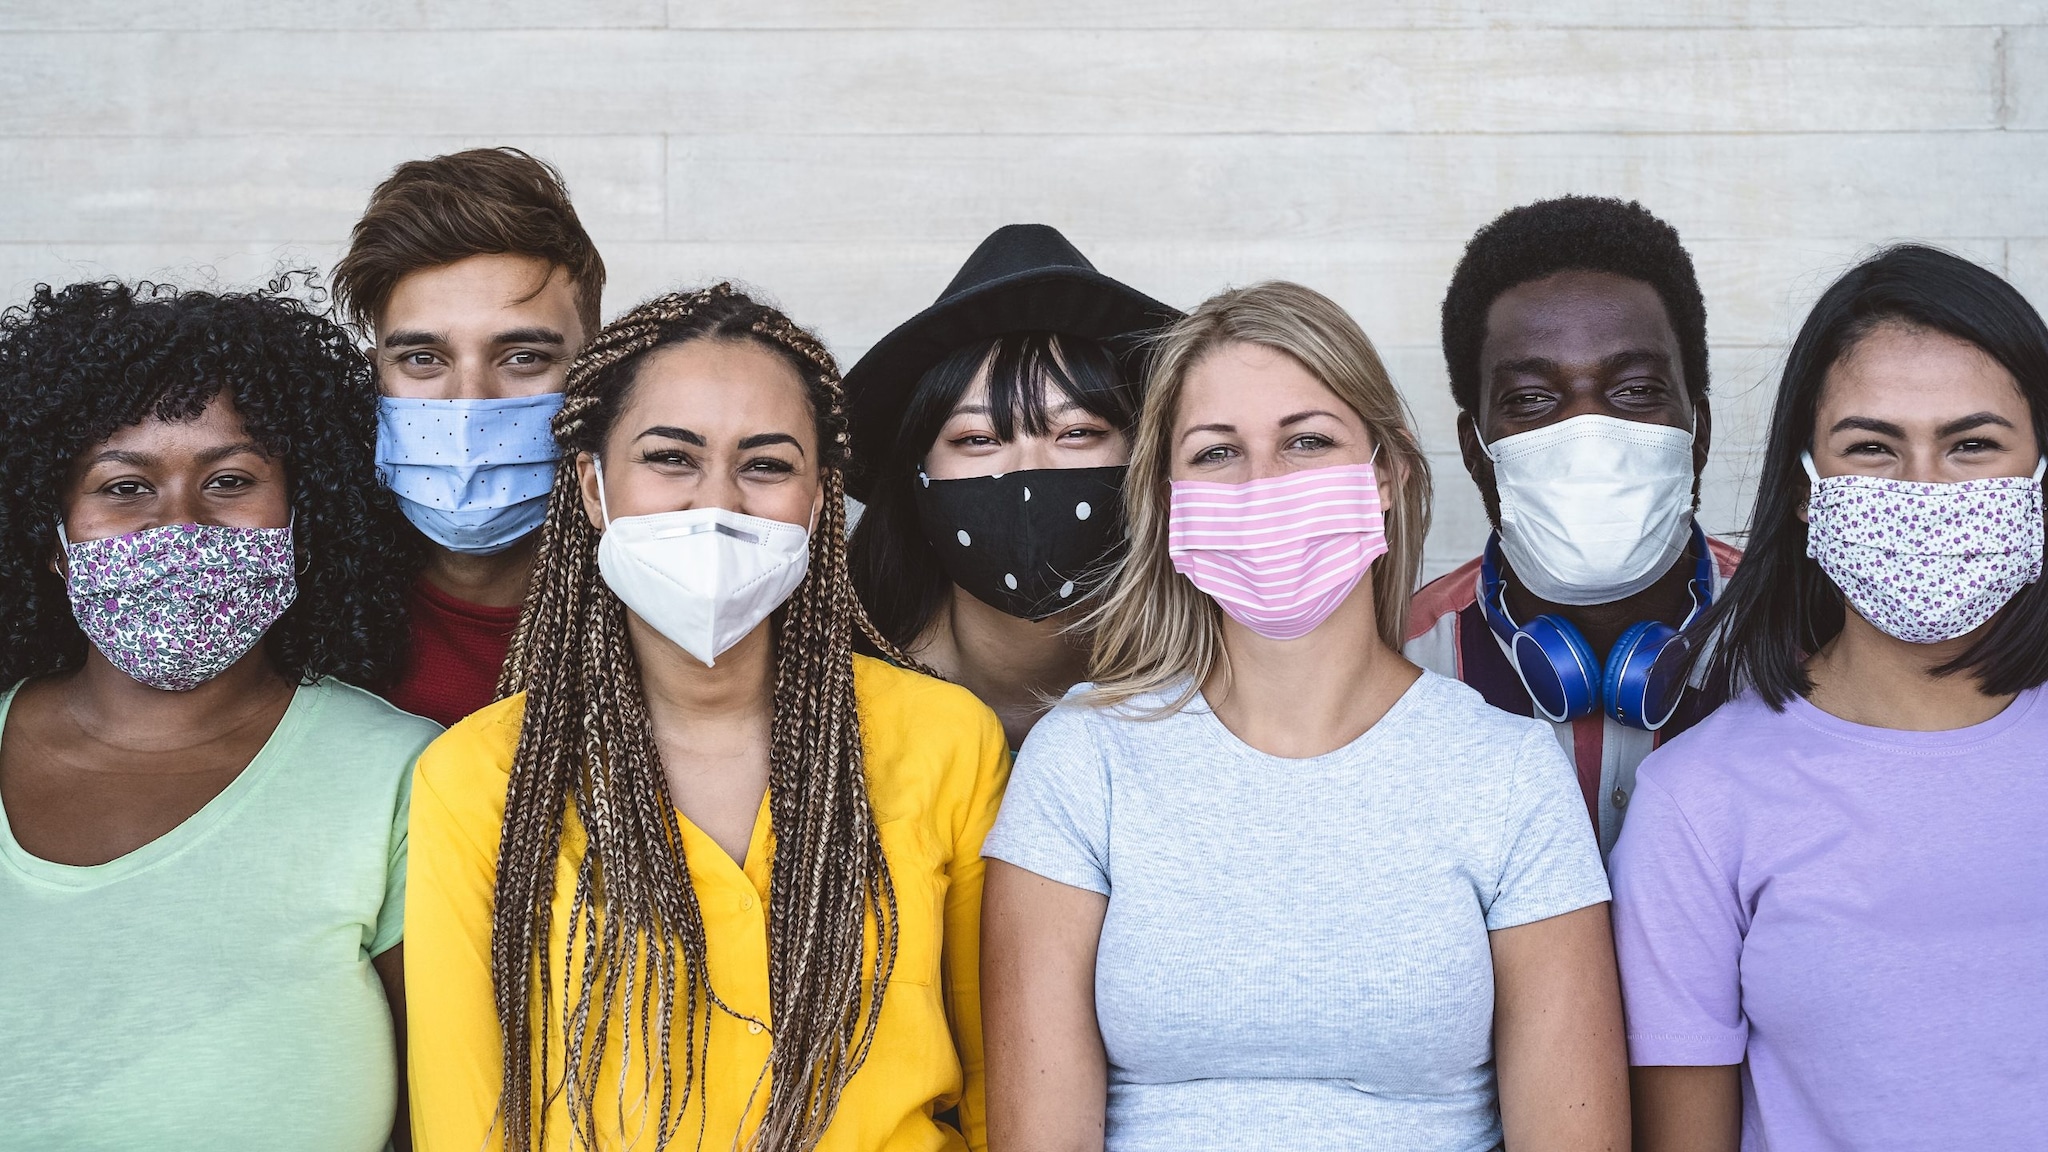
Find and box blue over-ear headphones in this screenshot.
[1478,523,1713,730]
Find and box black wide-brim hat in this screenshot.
[841,223,1181,501]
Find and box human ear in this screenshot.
[577,452,605,530]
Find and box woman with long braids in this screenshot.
[405,284,1009,1152]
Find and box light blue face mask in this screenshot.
[375,394,566,555]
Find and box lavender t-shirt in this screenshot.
[1610,687,2048,1151]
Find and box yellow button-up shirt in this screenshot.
[406,656,1009,1151]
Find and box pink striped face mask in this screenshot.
[1167,461,1387,641]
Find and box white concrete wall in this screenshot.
[2,1,2043,576]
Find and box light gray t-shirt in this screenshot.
[982,670,1610,1152]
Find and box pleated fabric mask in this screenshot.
[1166,461,1387,641]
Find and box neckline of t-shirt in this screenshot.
[414,575,525,625]
[1188,669,1437,769]
[1783,683,2041,753]
[0,678,321,889]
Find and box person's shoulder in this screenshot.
[414,691,527,797]
[852,653,1001,743]
[1635,689,1787,799]
[1407,556,1482,642]
[302,678,444,758]
[1706,534,1744,580]
[1402,668,1552,747]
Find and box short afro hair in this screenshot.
[1441,195,1708,416]
[0,277,417,690]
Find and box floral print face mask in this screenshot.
[1803,451,2046,645]
[61,521,298,691]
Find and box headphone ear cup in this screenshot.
[1604,620,1684,730]
[1509,614,1601,723]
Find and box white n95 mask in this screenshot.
[1487,413,1696,606]
[591,460,813,667]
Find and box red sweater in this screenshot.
[386,577,522,729]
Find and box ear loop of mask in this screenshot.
[593,455,614,528]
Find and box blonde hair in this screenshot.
[1083,281,1432,709]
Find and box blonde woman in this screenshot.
[981,282,1628,1151]
[406,285,1008,1151]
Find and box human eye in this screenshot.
[401,350,443,370]
[1498,388,1554,418]
[101,477,152,498]
[742,455,796,475]
[639,448,696,470]
[206,472,256,492]
[1287,432,1335,452]
[1190,443,1237,466]
[503,349,557,373]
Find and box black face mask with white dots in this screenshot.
[911,465,1129,621]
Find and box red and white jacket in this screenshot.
[1403,534,1743,858]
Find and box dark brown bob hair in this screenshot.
[1692,244,2048,708]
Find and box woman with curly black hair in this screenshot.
[0,279,433,1151]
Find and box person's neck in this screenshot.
[419,533,538,609]
[913,590,1092,749]
[1804,610,2016,731]
[1502,523,1701,661]
[1202,590,1421,759]
[630,613,777,749]
[55,646,294,753]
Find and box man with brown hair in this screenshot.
[334,146,604,726]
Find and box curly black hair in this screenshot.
[1441,195,1709,416]
[0,277,417,690]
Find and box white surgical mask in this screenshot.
[1804,451,2046,644]
[376,394,566,555]
[591,459,813,667]
[1487,413,1696,606]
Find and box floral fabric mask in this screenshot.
[61,521,298,691]
[1803,452,2046,644]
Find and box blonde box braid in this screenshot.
[492,284,919,1151]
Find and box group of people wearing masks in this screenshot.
[0,146,2041,1152]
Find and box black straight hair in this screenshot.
[848,330,1138,653]
[1695,244,2048,708]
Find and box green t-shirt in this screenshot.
[0,678,438,1151]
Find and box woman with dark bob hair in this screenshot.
[1613,246,2048,1151]
[845,225,1178,747]
[0,279,434,1150]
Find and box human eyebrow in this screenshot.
[1179,422,1237,443]
[1278,409,1342,428]
[381,329,445,349]
[1490,357,1562,380]
[738,432,805,454]
[80,448,156,469]
[637,426,706,446]
[197,441,268,465]
[1935,411,2016,438]
[1829,416,1909,438]
[492,327,567,347]
[1601,349,1673,374]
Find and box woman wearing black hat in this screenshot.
[846,225,1179,748]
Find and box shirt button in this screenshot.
[740,894,755,910]
[747,1021,764,1035]
[1613,788,1630,809]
